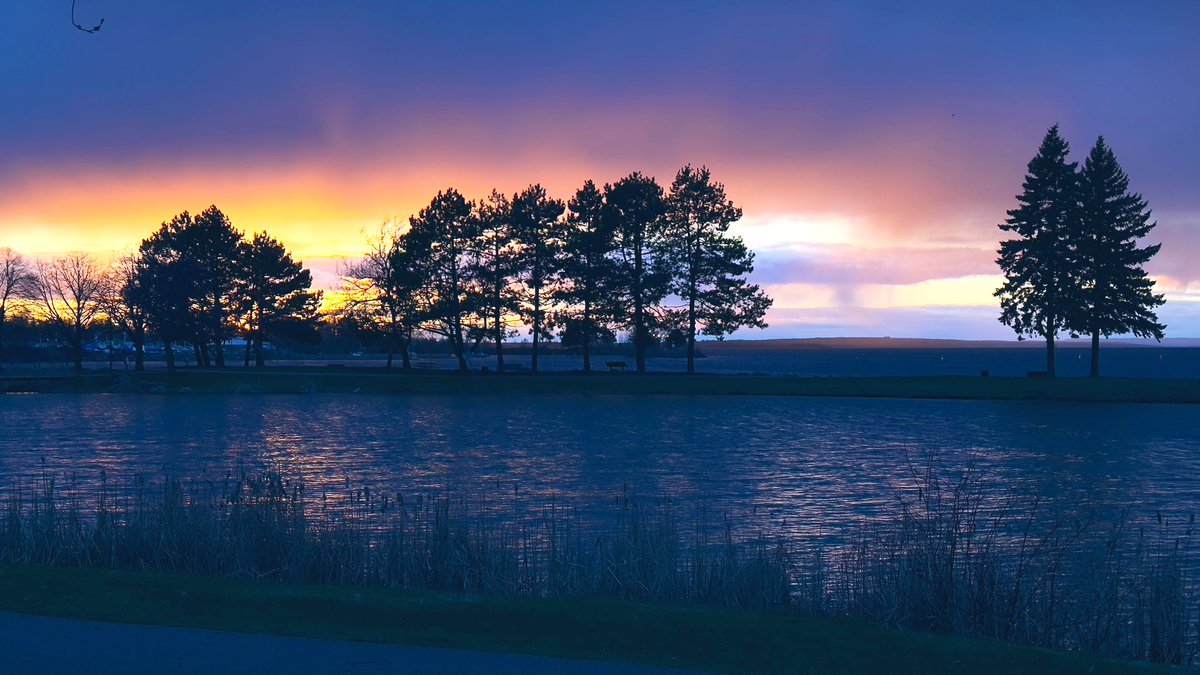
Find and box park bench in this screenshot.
[606,361,627,372]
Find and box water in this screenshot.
[1,393,1196,541]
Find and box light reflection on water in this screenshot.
[0,394,1196,542]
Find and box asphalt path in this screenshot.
[0,611,703,674]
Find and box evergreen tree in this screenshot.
[1074,137,1165,377]
[604,173,669,374]
[664,165,771,373]
[995,125,1081,376]
[187,206,244,367]
[471,190,519,371]
[138,212,197,372]
[236,232,321,367]
[409,188,479,372]
[555,180,619,373]
[510,184,565,374]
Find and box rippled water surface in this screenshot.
[2,394,1197,538]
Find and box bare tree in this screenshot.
[101,251,151,371]
[32,253,106,370]
[339,220,425,369]
[0,247,36,369]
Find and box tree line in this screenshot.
[0,206,320,372]
[996,125,1165,377]
[340,166,772,374]
[0,165,773,374]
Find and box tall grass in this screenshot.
[0,463,1194,665]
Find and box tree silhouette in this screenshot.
[995,125,1081,377]
[470,191,519,371]
[664,165,771,373]
[409,189,478,372]
[138,213,198,372]
[605,173,669,374]
[236,232,321,367]
[340,220,424,369]
[0,248,35,370]
[138,207,243,369]
[101,251,151,371]
[1074,137,1165,377]
[31,253,105,370]
[555,180,619,373]
[510,184,565,374]
[187,206,244,368]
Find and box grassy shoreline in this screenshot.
[0,566,1175,675]
[2,367,1199,403]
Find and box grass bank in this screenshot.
[5,367,1200,403]
[0,565,1173,675]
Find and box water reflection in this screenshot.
[0,394,1196,542]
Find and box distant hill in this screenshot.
[698,337,1200,352]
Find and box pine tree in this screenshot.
[1075,137,1165,377]
[605,173,669,374]
[236,232,321,367]
[138,212,201,372]
[510,184,565,374]
[471,190,519,371]
[995,125,1081,377]
[664,165,771,373]
[556,180,619,373]
[409,189,479,372]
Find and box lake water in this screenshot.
[2,393,1196,542]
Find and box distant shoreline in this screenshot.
[2,368,1197,404]
[697,337,1200,351]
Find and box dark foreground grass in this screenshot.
[0,565,1174,675]
[8,366,1200,403]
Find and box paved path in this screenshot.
[0,611,701,674]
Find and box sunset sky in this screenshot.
[2,1,1197,339]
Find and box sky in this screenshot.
[1,1,1198,339]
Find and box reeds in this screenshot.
[1,463,1195,665]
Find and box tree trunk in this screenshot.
[133,325,145,372]
[582,299,591,374]
[686,281,697,375]
[71,321,84,371]
[1090,331,1100,378]
[400,330,412,369]
[254,333,265,368]
[531,284,540,374]
[633,242,646,374]
[454,320,468,372]
[165,341,176,374]
[1045,333,1056,377]
[243,337,251,368]
[494,284,505,373]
